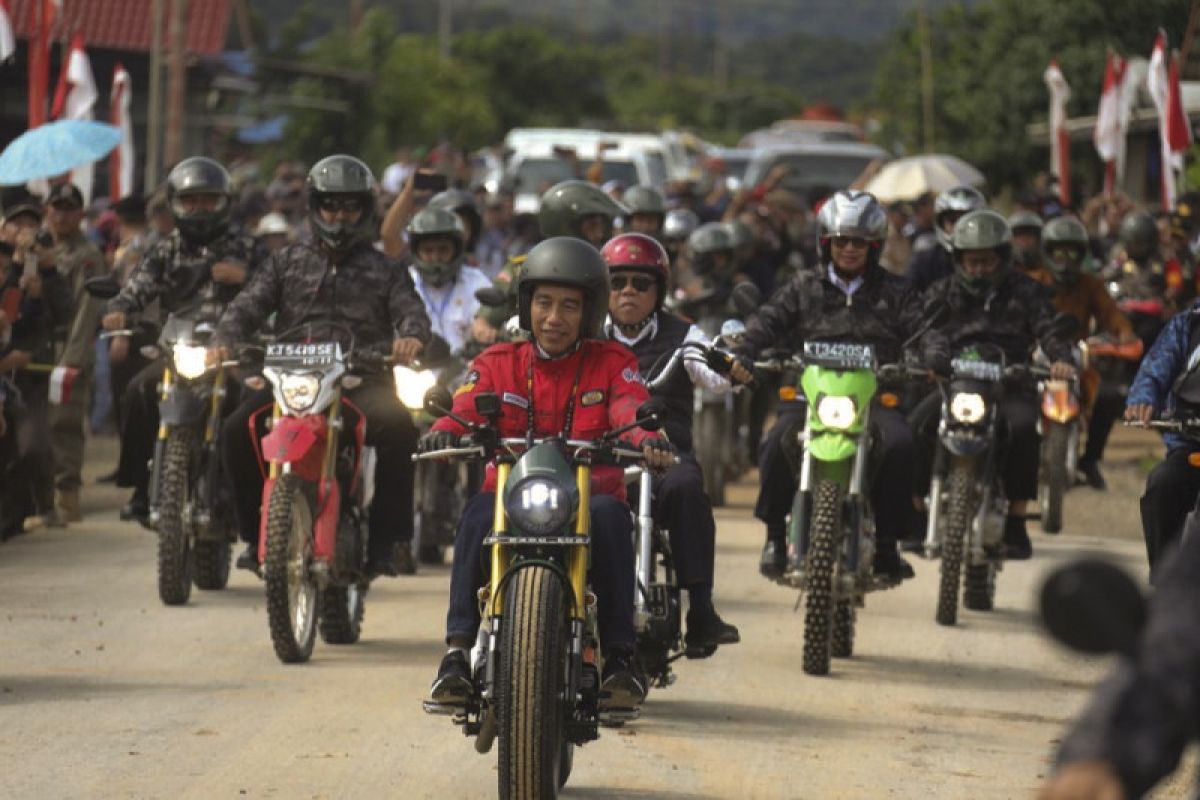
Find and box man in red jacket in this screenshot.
[423,237,675,712]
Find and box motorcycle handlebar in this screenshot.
[412,445,488,462]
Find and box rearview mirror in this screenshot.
[423,386,454,418]
[84,276,121,300]
[474,391,500,418]
[1039,559,1146,657]
[475,286,507,307]
[636,398,666,431]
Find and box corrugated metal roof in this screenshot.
[9,0,231,56]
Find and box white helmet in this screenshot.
[816,190,887,268]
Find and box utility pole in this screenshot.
[713,0,730,92]
[164,0,187,169]
[917,4,936,153]
[438,0,453,61]
[1180,0,1200,77]
[145,0,164,191]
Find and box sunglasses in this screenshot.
[1047,245,1084,264]
[831,235,869,249]
[317,196,366,214]
[610,274,656,293]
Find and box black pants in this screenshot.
[626,453,714,589]
[445,492,636,650]
[1141,447,1200,577]
[108,349,150,439]
[911,389,1041,502]
[755,401,915,546]
[1083,382,1125,465]
[222,382,417,557]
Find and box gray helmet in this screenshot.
[538,180,625,245]
[951,209,1012,296]
[166,156,231,244]
[517,237,610,339]
[687,222,734,276]
[816,190,887,267]
[305,154,377,255]
[623,185,667,218]
[407,207,466,288]
[934,185,987,250]
[1119,213,1158,262]
[724,219,754,251]
[1008,210,1044,269]
[662,208,699,242]
[1008,210,1044,235]
[428,189,481,252]
[1041,216,1089,284]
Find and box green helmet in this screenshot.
[407,207,466,288]
[687,222,734,277]
[951,209,1012,296]
[517,237,610,339]
[306,154,377,255]
[623,185,666,218]
[428,189,481,252]
[1041,216,1089,284]
[1119,213,1158,262]
[538,180,625,245]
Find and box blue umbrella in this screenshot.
[0,120,123,186]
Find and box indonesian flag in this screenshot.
[1044,60,1072,205]
[0,0,14,63]
[47,365,79,405]
[1148,30,1194,208]
[110,64,134,200]
[51,34,99,202]
[1094,51,1127,196]
[28,0,60,127]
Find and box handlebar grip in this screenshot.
[411,445,487,461]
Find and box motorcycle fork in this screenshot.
[199,367,226,530]
[484,462,513,617]
[842,436,869,576]
[566,463,591,620]
[148,366,175,514]
[634,469,654,630]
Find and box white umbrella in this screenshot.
[864,154,985,202]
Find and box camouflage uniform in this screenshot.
[50,231,106,493]
[474,254,523,330]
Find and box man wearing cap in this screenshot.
[45,183,107,522]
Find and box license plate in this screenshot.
[951,359,1002,381]
[265,341,338,368]
[803,341,875,370]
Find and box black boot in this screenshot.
[427,649,473,708]
[236,543,259,572]
[685,602,740,656]
[1003,515,1033,560]
[1076,458,1107,491]
[873,543,915,581]
[119,489,149,523]
[759,522,787,579]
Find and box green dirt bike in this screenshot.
[757,342,924,676]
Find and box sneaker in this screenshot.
[235,544,259,572]
[427,650,473,708]
[56,488,82,523]
[759,539,787,579]
[1003,516,1033,560]
[1077,459,1107,491]
[599,649,647,711]
[394,543,417,575]
[873,545,915,581]
[685,604,740,654]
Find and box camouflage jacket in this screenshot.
[108,228,266,320]
[215,241,431,352]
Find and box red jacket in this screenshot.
[432,339,654,500]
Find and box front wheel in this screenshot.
[936,463,975,626]
[319,584,366,644]
[1040,423,1069,534]
[264,473,319,663]
[497,565,568,799]
[802,480,843,676]
[156,429,194,606]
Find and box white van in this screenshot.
[740,141,889,205]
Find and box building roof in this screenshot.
[9,0,231,56]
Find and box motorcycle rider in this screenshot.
[621,185,667,238]
[103,157,265,523]
[1104,212,1179,349]
[907,185,987,292]
[601,232,749,654]
[424,236,675,711]
[662,207,699,262]
[427,189,483,259]
[407,207,491,355]
[914,209,1076,559]
[1009,210,1046,276]
[1028,216,1136,490]
[738,190,948,581]
[214,154,431,577]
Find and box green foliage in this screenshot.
[873,0,1192,195]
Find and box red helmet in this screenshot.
[601,233,671,310]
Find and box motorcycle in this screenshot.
[85,275,238,606]
[250,326,390,663]
[755,342,924,676]
[417,388,664,798]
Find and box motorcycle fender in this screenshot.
[1041,384,1079,424]
[807,432,857,463]
[943,432,990,457]
[262,415,326,478]
[158,384,205,427]
[313,478,341,563]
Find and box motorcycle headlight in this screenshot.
[505,477,574,535]
[950,392,987,424]
[172,343,209,380]
[816,395,857,430]
[280,372,321,413]
[393,365,438,411]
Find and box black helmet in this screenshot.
[934,185,987,250]
[428,189,482,253]
[1119,213,1158,262]
[1041,216,1089,284]
[951,209,1012,296]
[623,185,666,219]
[166,156,231,244]
[305,154,377,256]
[407,207,466,288]
[517,237,610,339]
[538,180,625,245]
